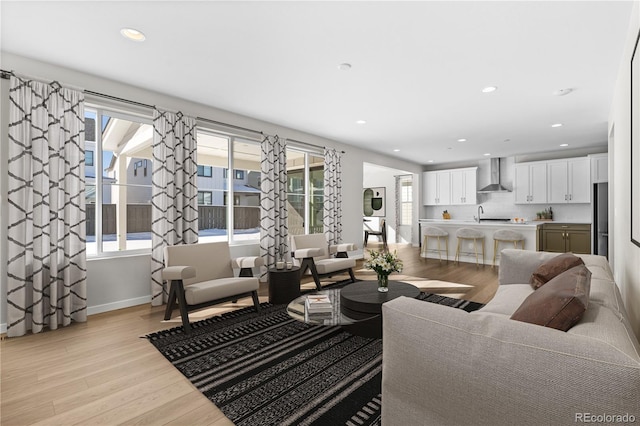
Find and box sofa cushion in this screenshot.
[511,264,591,331]
[529,252,585,289]
[475,284,533,317]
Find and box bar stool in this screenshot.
[492,229,525,268]
[421,227,449,263]
[455,228,485,266]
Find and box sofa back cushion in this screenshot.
[511,264,591,331]
[530,253,585,289]
[164,242,234,286]
[499,249,559,285]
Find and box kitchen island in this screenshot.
[418,219,539,266]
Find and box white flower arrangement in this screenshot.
[364,250,403,276]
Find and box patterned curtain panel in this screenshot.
[150,109,198,306]
[323,148,343,245]
[7,75,87,337]
[260,135,288,269]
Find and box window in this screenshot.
[133,160,148,177]
[84,107,153,255]
[198,165,212,177]
[198,191,213,205]
[84,107,325,253]
[232,140,261,241]
[286,150,324,235]
[196,131,229,242]
[86,150,94,166]
[400,176,413,226]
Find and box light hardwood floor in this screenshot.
[0,244,498,426]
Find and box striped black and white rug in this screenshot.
[146,294,483,426]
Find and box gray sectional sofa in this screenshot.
[381,249,640,425]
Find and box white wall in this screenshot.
[608,1,640,339]
[0,52,423,332]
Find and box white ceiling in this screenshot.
[1,1,633,166]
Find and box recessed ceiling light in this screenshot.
[483,153,491,156]
[553,88,573,96]
[560,143,569,147]
[551,123,563,128]
[457,138,467,142]
[338,63,352,71]
[120,28,146,42]
[427,160,434,163]
[355,120,367,125]
[393,149,400,152]
[482,86,497,93]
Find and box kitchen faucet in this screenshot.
[476,205,484,223]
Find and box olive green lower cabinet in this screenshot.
[537,223,591,254]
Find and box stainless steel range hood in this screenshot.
[477,158,511,193]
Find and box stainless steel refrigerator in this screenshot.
[593,183,608,257]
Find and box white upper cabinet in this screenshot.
[450,168,477,205]
[423,171,451,205]
[590,153,608,183]
[547,158,591,203]
[514,162,547,204]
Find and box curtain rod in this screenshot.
[85,89,154,110]
[287,138,345,154]
[196,116,262,136]
[2,68,345,153]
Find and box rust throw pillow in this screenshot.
[530,253,585,289]
[512,265,591,331]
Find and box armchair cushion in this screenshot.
[184,277,259,305]
[314,258,357,275]
[290,234,330,260]
[164,242,234,285]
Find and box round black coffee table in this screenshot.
[339,281,420,338]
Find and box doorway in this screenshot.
[363,163,415,246]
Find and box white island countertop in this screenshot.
[418,219,539,229]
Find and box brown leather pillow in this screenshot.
[530,253,585,289]
[512,265,591,331]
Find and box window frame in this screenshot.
[85,103,154,258]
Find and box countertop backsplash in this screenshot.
[423,191,592,224]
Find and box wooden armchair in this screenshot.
[290,233,357,290]
[162,242,264,333]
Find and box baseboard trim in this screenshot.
[87,296,151,316]
[0,296,151,335]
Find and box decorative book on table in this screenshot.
[305,294,332,313]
